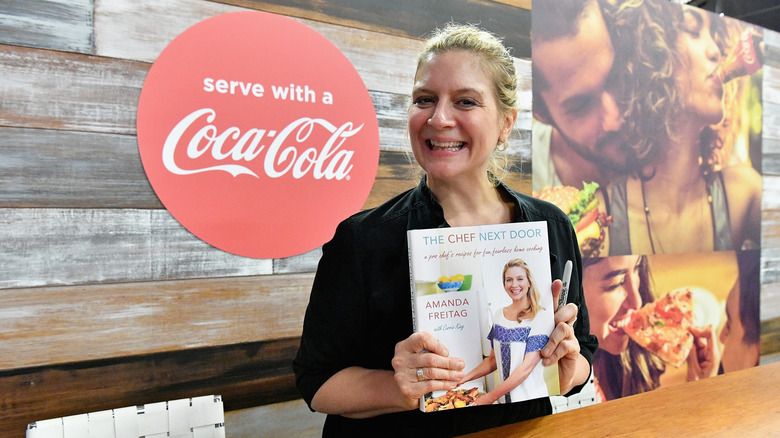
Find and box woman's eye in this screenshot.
[412,96,434,106]
[459,98,478,107]
[683,11,703,37]
[604,275,626,292]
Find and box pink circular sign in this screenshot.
[137,11,380,259]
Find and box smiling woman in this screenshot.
[583,255,666,401]
[292,23,596,436]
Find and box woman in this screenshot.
[293,24,597,436]
[602,1,761,255]
[583,255,665,400]
[460,259,550,405]
[583,255,718,401]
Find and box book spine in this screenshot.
[407,230,418,333]
[406,230,426,412]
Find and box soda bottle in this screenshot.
[718,30,764,83]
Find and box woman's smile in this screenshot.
[426,139,466,152]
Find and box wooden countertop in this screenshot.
[463,361,780,437]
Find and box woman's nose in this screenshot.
[706,36,722,63]
[601,91,622,133]
[623,274,642,311]
[428,103,455,128]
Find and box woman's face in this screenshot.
[675,7,725,126]
[408,50,515,183]
[583,256,643,355]
[504,265,530,302]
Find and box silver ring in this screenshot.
[416,367,425,381]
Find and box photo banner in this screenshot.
[530,0,765,404]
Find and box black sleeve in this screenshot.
[549,215,599,395]
[292,219,371,409]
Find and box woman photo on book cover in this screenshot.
[459,258,551,405]
[293,23,597,436]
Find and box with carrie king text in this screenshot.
[408,222,559,412]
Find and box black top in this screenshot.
[293,178,598,437]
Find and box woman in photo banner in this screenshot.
[293,23,596,436]
[583,255,721,401]
[460,259,550,405]
[602,0,761,255]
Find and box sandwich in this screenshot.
[533,182,611,258]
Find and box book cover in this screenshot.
[408,221,560,412]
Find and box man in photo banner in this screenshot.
[531,0,627,192]
[532,0,763,256]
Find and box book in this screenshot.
[407,221,560,412]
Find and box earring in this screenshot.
[496,140,508,151]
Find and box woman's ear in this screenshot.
[501,108,519,142]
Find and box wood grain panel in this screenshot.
[764,138,780,175]
[0,338,301,438]
[762,36,780,320]
[0,208,273,289]
[0,0,93,54]
[0,127,159,208]
[95,0,419,96]
[0,274,312,370]
[763,103,780,172]
[207,0,532,57]
[0,44,147,135]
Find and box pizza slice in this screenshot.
[623,288,695,367]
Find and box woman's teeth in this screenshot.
[427,140,464,151]
[611,314,631,329]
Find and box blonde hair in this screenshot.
[502,258,543,321]
[410,23,519,183]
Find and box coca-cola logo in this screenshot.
[137,11,379,258]
[739,31,756,67]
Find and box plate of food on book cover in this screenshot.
[424,387,483,412]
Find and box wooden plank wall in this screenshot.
[0,0,531,436]
[0,1,777,436]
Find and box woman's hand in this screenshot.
[687,324,720,380]
[391,331,465,410]
[541,279,589,393]
[471,392,499,406]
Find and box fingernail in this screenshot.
[458,360,465,369]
